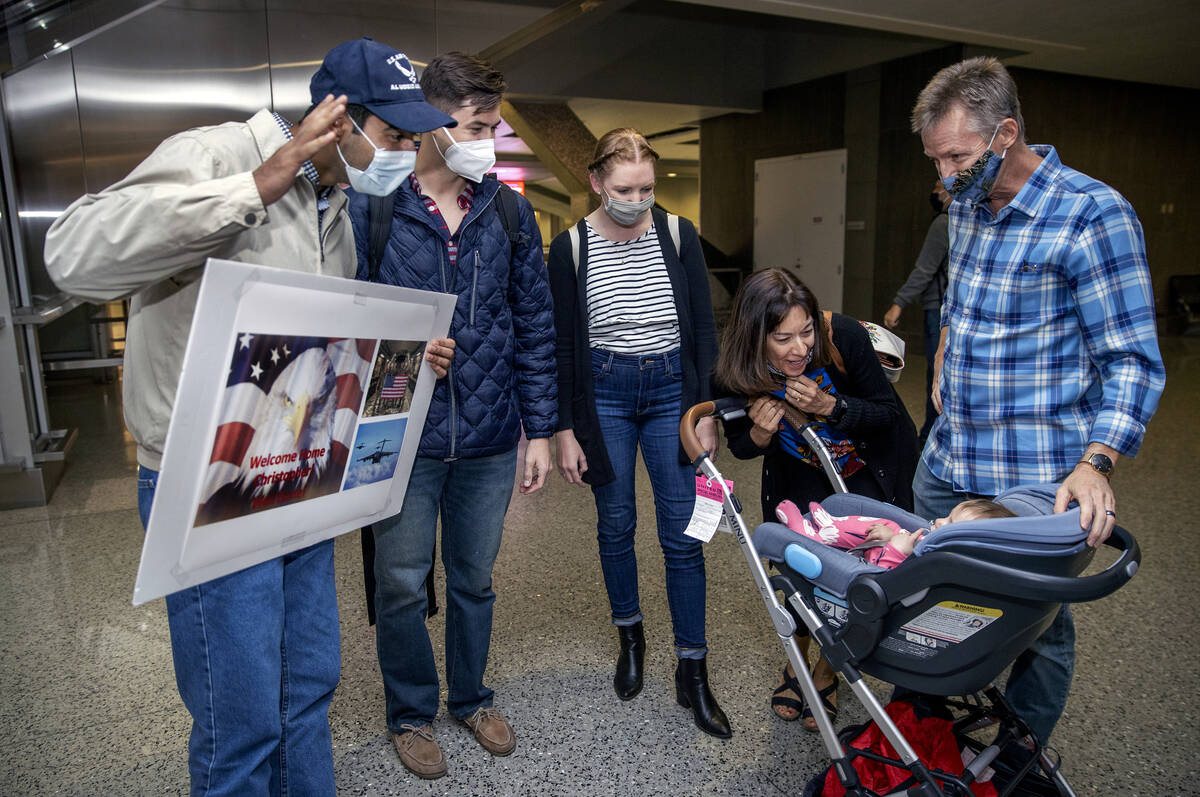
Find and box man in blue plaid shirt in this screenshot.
[910,57,1165,744]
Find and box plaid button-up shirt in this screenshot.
[924,145,1165,496]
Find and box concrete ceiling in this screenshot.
[679,0,1200,91]
[14,0,1192,193]
[482,0,1198,196]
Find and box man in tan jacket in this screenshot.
[44,38,453,796]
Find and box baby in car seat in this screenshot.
[774,497,1016,570]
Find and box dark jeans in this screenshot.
[372,449,517,729]
[590,348,708,658]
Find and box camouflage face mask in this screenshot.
[942,125,1005,205]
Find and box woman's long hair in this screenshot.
[714,268,832,395]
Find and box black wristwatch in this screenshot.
[1077,453,1114,479]
[827,396,848,425]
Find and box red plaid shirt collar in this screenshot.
[408,172,475,242]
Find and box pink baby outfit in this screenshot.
[774,500,921,570]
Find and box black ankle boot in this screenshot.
[614,622,645,700]
[674,657,732,739]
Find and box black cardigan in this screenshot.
[548,208,717,487]
[724,313,919,520]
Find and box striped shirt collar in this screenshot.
[408,172,476,212]
[271,112,321,188]
[406,172,476,266]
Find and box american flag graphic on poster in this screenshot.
[380,374,408,401]
[193,333,376,526]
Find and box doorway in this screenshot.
[753,148,847,312]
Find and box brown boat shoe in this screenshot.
[391,723,447,779]
[462,706,516,756]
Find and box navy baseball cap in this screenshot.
[310,38,456,133]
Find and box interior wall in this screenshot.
[653,176,699,227]
[699,74,844,269]
[872,45,965,350]
[842,64,881,322]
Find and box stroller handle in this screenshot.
[681,398,848,493]
[680,397,750,462]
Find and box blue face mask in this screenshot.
[337,116,415,197]
[941,125,1006,205]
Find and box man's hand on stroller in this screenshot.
[1056,445,1120,547]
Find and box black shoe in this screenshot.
[614,622,645,700]
[675,657,732,739]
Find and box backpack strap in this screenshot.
[366,191,396,282]
[823,310,847,374]
[667,213,681,257]
[493,180,522,259]
[568,223,581,275]
[480,175,523,261]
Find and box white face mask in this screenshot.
[337,116,415,197]
[602,190,655,226]
[433,127,496,182]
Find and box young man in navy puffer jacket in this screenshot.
[348,51,556,781]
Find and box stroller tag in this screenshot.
[684,476,734,543]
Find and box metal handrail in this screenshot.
[10,293,84,326]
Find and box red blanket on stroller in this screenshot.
[822,701,997,797]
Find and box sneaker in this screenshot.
[462,706,516,756]
[391,723,447,779]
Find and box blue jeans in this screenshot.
[590,348,707,658]
[918,308,941,445]
[373,448,517,729]
[138,466,339,796]
[910,457,1075,743]
[911,456,990,522]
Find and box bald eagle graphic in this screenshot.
[195,334,373,526]
[233,347,339,497]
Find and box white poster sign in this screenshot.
[133,259,455,605]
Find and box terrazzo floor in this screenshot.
[1,337,1197,796]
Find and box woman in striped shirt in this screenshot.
[547,129,727,738]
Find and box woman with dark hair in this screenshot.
[716,268,919,731]
[547,128,728,738]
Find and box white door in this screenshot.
[753,149,846,312]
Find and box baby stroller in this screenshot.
[680,398,1141,797]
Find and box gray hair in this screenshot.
[911,56,1025,142]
